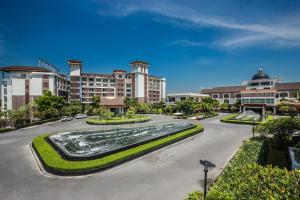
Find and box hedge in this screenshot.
[86,115,151,125]
[185,139,300,200]
[221,114,273,125]
[0,118,60,134]
[33,124,204,175]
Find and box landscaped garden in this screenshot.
[186,117,300,200]
[32,123,204,175]
[221,111,274,125]
[86,115,151,125]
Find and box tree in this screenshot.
[35,91,65,119]
[176,97,196,115]
[126,107,136,118]
[220,103,229,111]
[96,107,113,119]
[124,97,138,109]
[256,117,300,149]
[91,96,101,110]
[137,103,150,113]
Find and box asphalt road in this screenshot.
[0,114,251,200]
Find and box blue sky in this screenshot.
[1,0,300,92]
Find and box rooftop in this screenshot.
[252,68,270,80]
[202,85,247,94]
[0,66,51,72]
[167,92,209,97]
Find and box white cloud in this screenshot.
[96,0,300,49]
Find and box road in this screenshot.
[0,114,251,200]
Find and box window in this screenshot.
[103,79,108,82]
[96,78,102,82]
[250,82,259,86]
[261,82,270,86]
[89,78,94,82]
[82,78,87,82]
[223,94,229,98]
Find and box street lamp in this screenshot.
[200,160,216,199]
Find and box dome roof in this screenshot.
[252,68,270,80]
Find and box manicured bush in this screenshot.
[185,139,300,200]
[33,124,204,175]
[256,117,300,149]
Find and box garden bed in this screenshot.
[221,113,273,125]
[185,138,300,200]
[86,115,151,125]
[32,124,204,176]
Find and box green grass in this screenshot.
[33,124,204,174]
[221,113,274,125]
[86,115,151,125]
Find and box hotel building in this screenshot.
[69,60,166,105]
[202,68,300,115]
[0,59,166,112]
[0,66,69,111]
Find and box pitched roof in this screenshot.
[100,97,124,106]
[275,82,300,90]
[68,60,82,63]
[0,66,51,72]
[201,85,246,94]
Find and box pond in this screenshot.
[49,123,194,160]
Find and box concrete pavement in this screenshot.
[0,114,251,200]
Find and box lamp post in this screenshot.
[200,160,216,199]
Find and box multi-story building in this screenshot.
[165,92,209,105]
[0,66,69,111]
[69,60,166,104]
[202,68,300,115]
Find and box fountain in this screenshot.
[49,123,194,160]
[234,110,261,122]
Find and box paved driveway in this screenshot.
[0,114,251,200]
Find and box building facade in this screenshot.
[202,68,300,115]
[69,60,166,104]
[165,92,209,105]
[0,66,69,111]
[0,59,165,112]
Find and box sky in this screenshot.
[0,0,300,93]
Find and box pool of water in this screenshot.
[49,123,194,159]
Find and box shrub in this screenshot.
[126,107,136,118]
[186,139,300,200]
[256,117,300,149]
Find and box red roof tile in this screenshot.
[0,66,51,72]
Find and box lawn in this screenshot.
[86,115,151,125]
[32,124,204,175]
